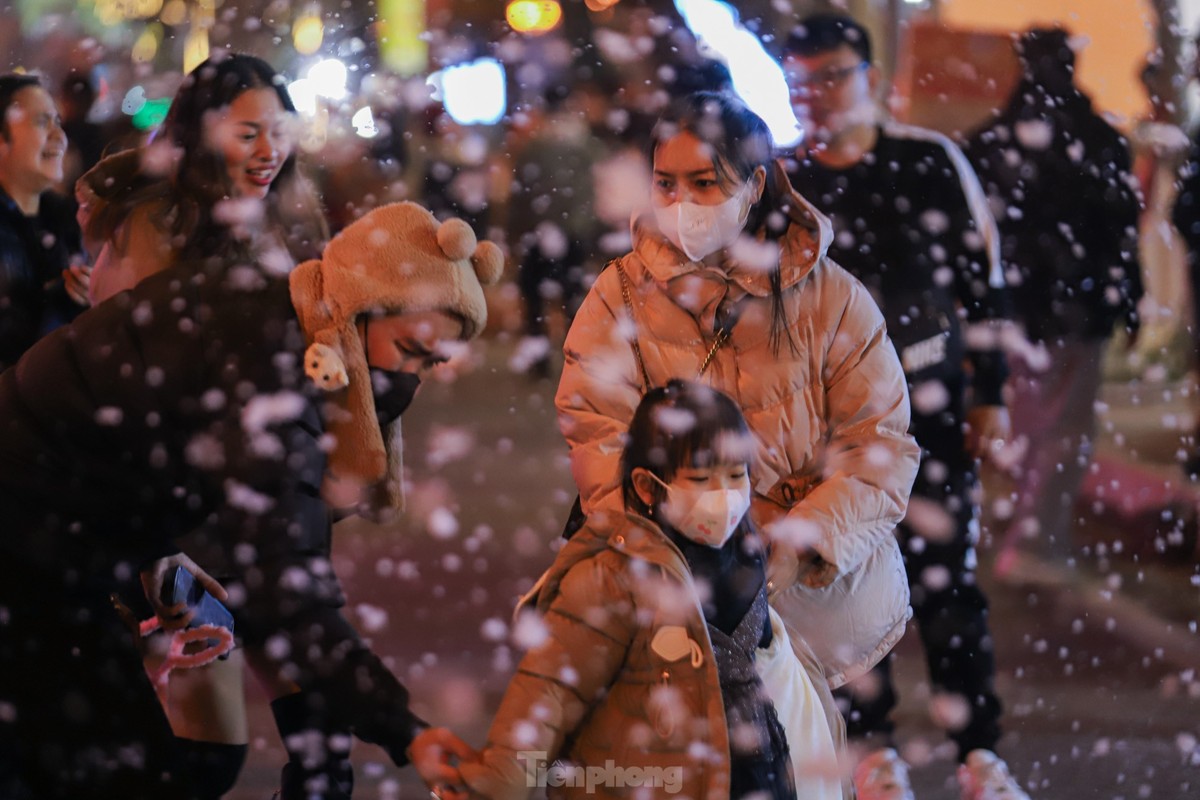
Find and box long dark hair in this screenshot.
[91,53,327,264]
[648,91,796,354]
[620,379,755,522]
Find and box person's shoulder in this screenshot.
[123,197,173,233]
[36,191,83,246]
[133,261,300,374]
[821,256,875,298]
[880,121,971,166]
[550,533,635,604]
[809,255,885,324]
[589,252,635,296]
[105,198,174,261]
[1092,111,1133,147]
[960,114,1011,156]
[134,256,292,316]
[0,195,23,236]
[880,121,957,152]
[37,189,76,220]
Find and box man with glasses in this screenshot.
[781,14,1028,800]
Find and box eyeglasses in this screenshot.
[789,62,869,92]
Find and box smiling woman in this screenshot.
[209,86,296,201]
[79,53,328,305]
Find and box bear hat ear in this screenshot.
[436,217,477,261]
[472,240,504,285]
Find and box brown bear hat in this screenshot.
[289,201,503,515]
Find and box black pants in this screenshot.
[0,556,187,799]
[836,394,1003,760]
[517,237,588,338]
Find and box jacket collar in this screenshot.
[0,185,33,221]
[521,512,695,615]
[628,160,833,298]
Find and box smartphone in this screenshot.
[161,565,235,635]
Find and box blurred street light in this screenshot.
[429,57,506,125]
[378,0,429,76]
[183,27,210,74]
[131,24,160,63]
[675,0,802,147]
[506,1,562,35]
[293,7,325,56]
[352,106,379,138]
[309,58,349,100]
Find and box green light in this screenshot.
[132,97,171,130]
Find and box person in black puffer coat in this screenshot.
[0,201,501,799]
[964,27,1143,571]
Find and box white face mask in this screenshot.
[653,181,752,263]
[648,472,751,548]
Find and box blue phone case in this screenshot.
[163,566,235,634]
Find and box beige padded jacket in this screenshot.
[554,178,920,687]
[460,514,735,800]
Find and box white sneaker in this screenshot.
[957,749,1031,800]
[853,748,915,800]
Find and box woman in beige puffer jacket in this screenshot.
[555,91,920,689]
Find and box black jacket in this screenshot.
[0,187,83,370]
[0,256,423,763]
[787,123,1011,407]
[964,83,1143,342]
[1171,132,1200,270]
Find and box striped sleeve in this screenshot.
[885,122,1011,405]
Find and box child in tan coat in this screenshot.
[454,380,842,800]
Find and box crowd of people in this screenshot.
[0,7,1184,800]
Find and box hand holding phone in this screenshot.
[141,553,229,633]
[161,565,235,635]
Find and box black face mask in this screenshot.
[369,368,421,425]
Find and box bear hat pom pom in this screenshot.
[436,218,504,286]
[472,240,504,285]
[437,218,476,260]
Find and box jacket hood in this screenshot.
[1003,78,1094,121]
[629,159,833,297]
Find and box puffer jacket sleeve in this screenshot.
[556,265,643,517]
[459,554,637,800]
[787,276,919,576]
